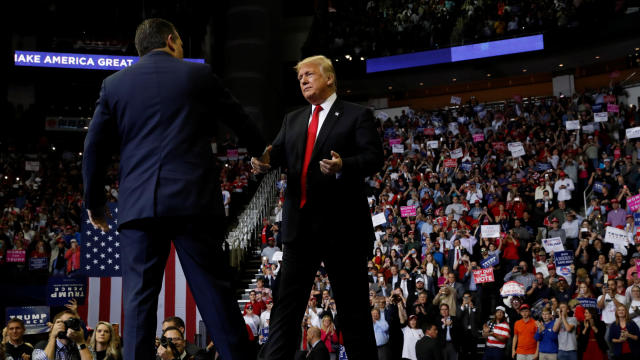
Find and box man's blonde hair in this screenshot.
[294,55,337,90]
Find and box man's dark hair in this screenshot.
[425,322,437,331]
[163,316,185,329]
[135,18,177,56]
[6,318,25,329]
[162,326,184,338]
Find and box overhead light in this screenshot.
[419,82,424,86]
[486,73,491,77]
[16,177,20,181]
[3,176,7,180]
[346,89,351,93]
[452,78,457,82]
[345,54,350,59]
[78,152,83,156]
[595,56,600,59]
[360,57,365,61]
[387,86,393,90]
[52,146,56,151]
[558,64,564,67]
[522,68,527,72]
[335,59,339,62]
[636,48,639,51]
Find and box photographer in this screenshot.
[157,326,187,360]
[32,310,91,360]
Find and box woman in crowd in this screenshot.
[608,304,640,360]
[88,321,122,360]
[320,314,339,360]
[481,306,510,360]
[401,314,423,360]
[578,307,608,360]
[372,247,385,270]
[389,249,403,268]
[630,285,640,328]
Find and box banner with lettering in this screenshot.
[473,268,495,283]
[400,206,417,218]
[5,306,50,334]
[627,194,640,211]
[5,249,26,263]
[480,255,499,268]
[47,277,87,306]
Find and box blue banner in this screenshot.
[259,327,269,344]
[14,50,204,71]
[577,297,597,309]
[535,163,552,171]
[635,213,640,227]
[593,181,604,194]
[5,306,50,334]
[339,345,348,360]
[461,162,472,172]
[554,250,574,267]
[29,257,48,270]
[480,255,499,268]
[592,104,603,112]
[47,277,86,306]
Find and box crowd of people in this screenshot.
[317,0,627,59]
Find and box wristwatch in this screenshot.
[77,343,87,351]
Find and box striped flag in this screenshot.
[78,206,202,341]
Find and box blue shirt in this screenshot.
[373,318,390,346]
[534,319,559,354]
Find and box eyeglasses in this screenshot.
[164,337,183,342]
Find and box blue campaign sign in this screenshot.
[635,213,640,227]
[47,277,86,306]
[592,181,604,193]
[480,255,499,268]
[29,257,48,270]
[339,345,348,360]
[577,298,597,308]
[14,50,204,71]
[260,327,269,344]
[535,163,552,171]
[554,251,574,267]
[460,162,472,172]
[5,306,50,334]
[592,104,603,112]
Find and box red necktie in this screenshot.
[300,105,322,208]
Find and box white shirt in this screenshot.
[598,293,627,324]
[402,326,424,360]
[308,92,337,138]
[554,178,575,201]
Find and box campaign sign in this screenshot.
[260,327,269,344]
[607,104,619,113]
[594,112,608,122]
[389,138,402,146]
[371,213,387,227]
[473,133,484,142]
[376,112,389,121]
[473,268,495,283]
[339,345,348,360]
[634,213,640,227]
[582,124,595,133]
[25,161,40,171]
[565,120,580,130]
[444,159,457,168]
[451,96,462,105]
[627,194,640,211]
[604,226,628,246]
[424,128,435,136]
[6,249,26,263]
[508,142,523,152]
[47,277,86,306]
[460,162,472,172]
[392,144,404,154]
[5,306,50,334]
[592,181,604,194]
[636,259,640,275]
[29,257,48,270]
[604,95,616,103]
[480,255,499,268]
[401,206,417,218]
[511,147,526,158]
[427,140,439,149]
[627,127,640,139]
[577,298,598,309]
[448,122,459,135]
[226,149,239,160]
[481,225,501,238]
[542,237,564,253]
[554,250,573,267]
[536,163,552,171]
[450,148,463,159]
[500,281,525,297]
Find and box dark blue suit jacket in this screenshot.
[83,51,265,227]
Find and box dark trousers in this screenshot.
[258,211,378,360]
[119,217,251,360]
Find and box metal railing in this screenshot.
[225,169,281,252]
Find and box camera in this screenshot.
[160,336,179,355]
[57,318,82,339]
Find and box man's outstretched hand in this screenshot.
[320,151,342,175]
[251,145,272,174]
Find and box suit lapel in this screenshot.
[311,99,343,161]
[294,107,312,171]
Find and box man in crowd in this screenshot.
[372,308,391,360]
[504,261,536,291]
[32,310,91,360]
[3,318,34,360]
[305,326,329,360]
[157,326,188,360]
[415,323,442,360]
[437,303,461,360]
[161,316,201,357]
[554,302,578,360]
[512,304,538,360]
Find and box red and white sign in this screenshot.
[424,128,435,136]
[389,138,402,145]
[400,206,417,218]
[473,268,495,283]
[608,104,619,113]
[492,142,506,152]
[473,133,484,142]
[226,149,239,160]
[604,95,616,103]
[6,250,26,263]
[628,194,640,211]
[444,158,457,168]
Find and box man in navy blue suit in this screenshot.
[82,18,265,360]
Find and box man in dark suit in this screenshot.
[252,55,383,360]
[416,323,442,360]
[82,18,265,360]
[306,326,330,360]
[436,303,461,360]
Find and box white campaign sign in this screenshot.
[582,124,594,133]
[594,112,608,122]
[481,225,500,238]
[507,142,523,152]
[450,148,463,159]
[626,127,640,139]
[511,147,526,158]
[565,120,580,130]
[542,237,564,253]
[604,226,628,246]
[392,144,404,154]
[427,141,439,149]
[372,213,387,227]
[448,122,459,135]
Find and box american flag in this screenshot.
[78,204,202,340]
